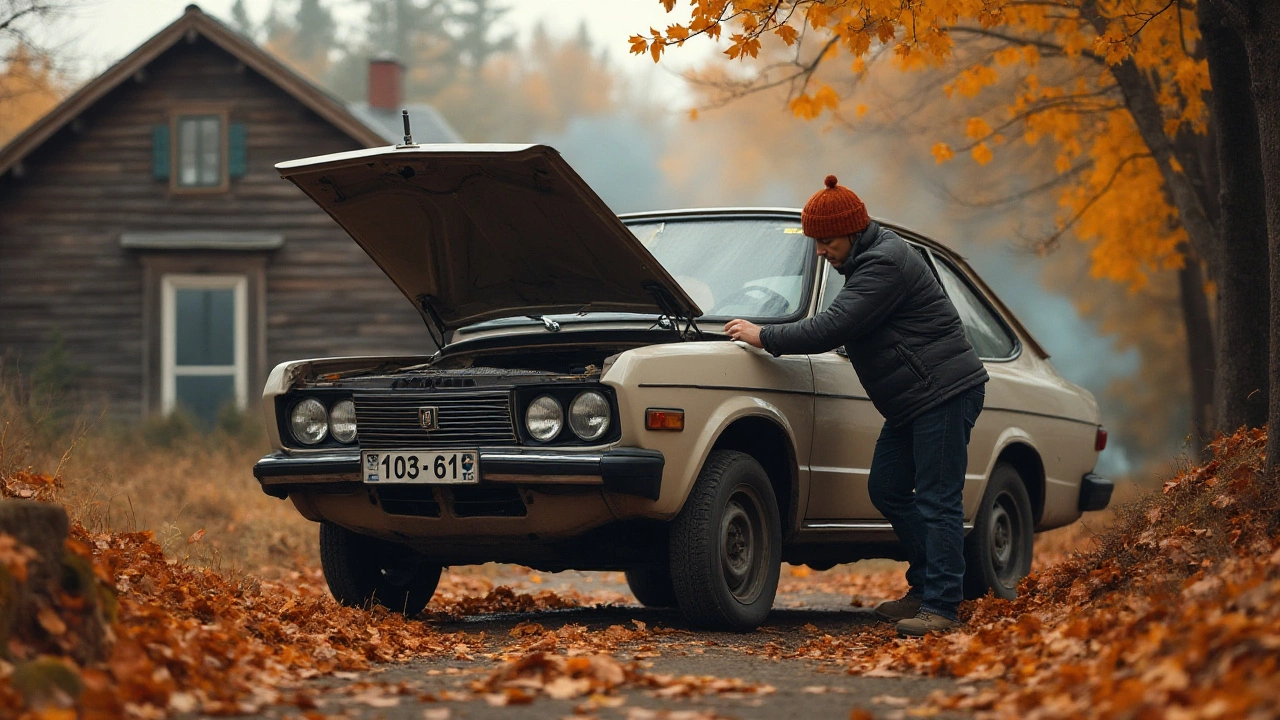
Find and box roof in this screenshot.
[347,102,463,144]
[0,4,458,179]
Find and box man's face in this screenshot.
[814,234,854,267]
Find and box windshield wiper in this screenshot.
[526,315,561,332]
[642,281,703,341]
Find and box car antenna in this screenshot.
[398,109,417,148]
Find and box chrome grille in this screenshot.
[354,389,515,449]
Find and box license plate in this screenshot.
[362,451,478,484]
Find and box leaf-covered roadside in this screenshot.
[5,430,1278,719]
[0,473,766,718]
[0,505,477,717]
[790,428,1280,719]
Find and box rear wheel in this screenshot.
[319,521,442,616]
[624,565,678,608]
[669,450,781,630]
[963,462,1034,600]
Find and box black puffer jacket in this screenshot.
[759,221,988,425]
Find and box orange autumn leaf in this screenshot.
[640,0,1208,289]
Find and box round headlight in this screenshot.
[329,399,357,443]
[525,395,564,442]
[290,398,328,445]
[568,391,611,441]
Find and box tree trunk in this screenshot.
[1199,0,1271,434]
[1079,2,1227,452]
[1220,0,1280,478]
[1178,255,1217,457]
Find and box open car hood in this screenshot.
[276,144,701,337]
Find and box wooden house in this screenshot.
[0,5,460,423]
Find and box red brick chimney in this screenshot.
[367,55,402,110]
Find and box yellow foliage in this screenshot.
[645,0,1212,289]
[946,63,999,98]
[0,45,65,145]
[965,117,991,140]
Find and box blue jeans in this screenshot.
[868,385,985,621]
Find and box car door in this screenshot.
[927,251,1023,519]
[803,262,890,524]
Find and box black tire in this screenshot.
[669,450,782,630]
[963,462,1035,600]
[625,565,679,608]
[319,521,442,617]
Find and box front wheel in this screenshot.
[669,450,781,630]
[963,462,1034,600]
[319,521,442,616]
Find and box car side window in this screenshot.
[932,256,1019,360]
[819,264,843,312]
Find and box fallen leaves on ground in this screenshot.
[427,571,627,619]
[476,648,774,706]
[0,474,481,718]
[1,470,61,502]
[778,562,910,608]
[792,428,1280,719]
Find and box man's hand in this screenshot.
[724,319,764,348]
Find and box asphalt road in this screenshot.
[202,568,972,720]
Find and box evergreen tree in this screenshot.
[229,0,255,39]
[294,0,336,63]
[451,0,514,71]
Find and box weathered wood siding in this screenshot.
[0,37,433,418]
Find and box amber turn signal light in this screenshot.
[1095,426,1108,452]
[646,408,685,431]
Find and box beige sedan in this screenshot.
[253,144,1111,630]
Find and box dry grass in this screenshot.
[0,364,319,575]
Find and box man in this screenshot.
[724,175,988,636]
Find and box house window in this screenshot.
[175,114,224,188]
[161,274,247,424]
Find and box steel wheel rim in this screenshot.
[988,491,1024,586]
[720,485,768,603]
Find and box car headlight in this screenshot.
[329,399,357,443]
[568,391,611,441]
[290,398,328,445]
[525,395,564,441]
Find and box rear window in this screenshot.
[933,257,1018,360]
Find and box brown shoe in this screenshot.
[896,610,961,637]
[873,594,922,622]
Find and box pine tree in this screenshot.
[229,0,255,39]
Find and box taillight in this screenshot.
[1095,427,1108,452]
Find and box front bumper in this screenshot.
[253,447,665,501]
[1078,472,1114,512]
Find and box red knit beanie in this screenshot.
[801,175,870,239]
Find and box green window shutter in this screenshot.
[151,125,170,180]
[228,123,247,178]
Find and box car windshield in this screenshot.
[460,216,812,333]
[628,218,811,319]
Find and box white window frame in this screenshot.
[161,274,248,416]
